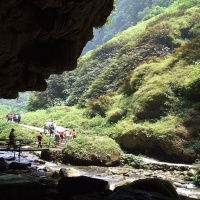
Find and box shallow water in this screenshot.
[1,150,200,199]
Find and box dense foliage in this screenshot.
[27,0,200,111]
[22,0,200,164]
[82,0,175,55]
[0,92,29,113]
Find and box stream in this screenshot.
[1,150,200,199]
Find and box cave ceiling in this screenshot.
[0,0,114,99]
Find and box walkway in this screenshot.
[20,124,70,146]
[20,124,44,132]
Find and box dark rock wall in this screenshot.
[0,0,114,99]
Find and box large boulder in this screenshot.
[105,178,180,200]
[0,0,114,99]
[63,135,122,166]
[58,175,108,198]
[114,124,196,163]
[0,173,44,200]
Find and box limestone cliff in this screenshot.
[0,0,114,99]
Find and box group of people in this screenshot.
[37,126,76,148]
[55,127,76,146]
[6,113,21,123]
[7,126,76,150]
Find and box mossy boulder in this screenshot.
[113,120,196,163]
[112,178,180,200]
[62,135,122,166]
[107,108,124,124]
[131,79,170,120]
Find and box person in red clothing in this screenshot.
[71,129,76,139]
[7,114,12,122]
[59,131,64,142]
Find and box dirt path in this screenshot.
[21,124,44,132]
[142,157,193,168]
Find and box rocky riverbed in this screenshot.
[0,150,200,199]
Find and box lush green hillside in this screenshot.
[28,1,200,108]
[23,1,200,163]
[0,92,29,112]
[82,0,175,55]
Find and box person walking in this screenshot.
[55,131,61,147]
[49,123,55,137]
[8,128,16,149]
[71,129,76,139]
[64,127,71,142]
[7,114,12,122]
[37,132,43,148]
[59,131,64,143]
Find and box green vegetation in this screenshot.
[120,154,149,169]
[5,1,198,165]
[27,1,200,112]
[63,135,122,166]
[129,178,180,199]
[194,163,200,186]
[82,0,175,55]
[0,92,29,113]
[0,122,43,143]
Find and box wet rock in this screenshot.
[0,158,8,170]
[105,188,175,200]
[173,182,182,188]
[59,167,81,177]
[43,166,53,172]
[58,176,108,198]
[0,173,44,200]
[9,161,29,170]
[34,158,46,164]
[52,170,60,179]
[187,169,196,177]
[41,149,63,162]
[106,178,180,200]
[39,177,56,185]
[113,179,135,189]
[20,153,29,158]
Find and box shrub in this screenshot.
[120,154,149,169]
[84,94,114,118]
[175,37,200,64]
[107,108,125,124]
[131,81,170,120]
[194,163,200,186]
[181,62,200,101]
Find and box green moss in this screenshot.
[106,108,125,124]
[194,163,200,186]
[127,178,180,199]
[181,62,200,100]
[63,135,122,166]
[131,79,170,119]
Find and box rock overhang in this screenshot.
[0,0,114,99]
